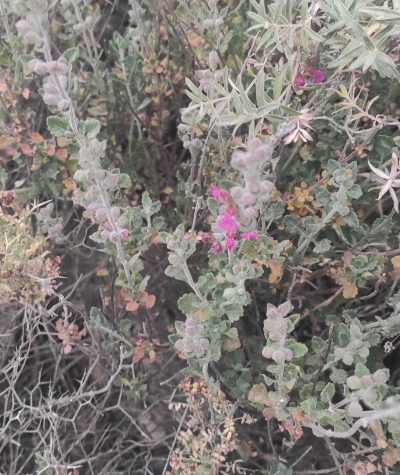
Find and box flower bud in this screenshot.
[372,369,388,385]
[347,375,362,390]
[43,81,59,94]
[87,203,100,214]
[43,93,60,106]
[241,192,256,206]
[260,180,274,195]
[362,388,378,404]
[272,350,285,363]
[262,346,274,358]
[100,230,110,240]
[95,208,108,219]
[119,229,131,239]
[361,375,373,388]
[109,231,120,242]
[34,61,48,75]
[111,207,121,218]
[58,99,70,111]
[183,340,194,353]
[199,338,210,349]
[103,174,118,188]
[284,349,293,361]
[95,169,106,180]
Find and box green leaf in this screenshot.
[321,382,335,403]
[335,1,374,49]
[118,173,131,189]
[354,362,369,378]
[314,239,331,254]
[328,43,365,69]
[178,293,202,315]
[224,304,244,322]
[83,119,101,139]
[19,54,36,64]
[304,26,324,42]
[311,336,327,356]
[46,116,69,137]
[343,211,359,228]
[375,52,400,80]
[63,47,79,62]
[288,341,308,358]
[348,51,376,72]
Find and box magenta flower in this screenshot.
[201,233,212,243]
[211,242,223,254]
[295,74,306,87]
[242,231,259,240]
[218,213,238,231]
[210,185,230,204]
[225,237,236,251]
[313,69,325,84]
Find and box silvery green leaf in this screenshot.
[321,382,335,403]
[63,47,79,62]
[46,116,69,137]
[314,239,331,254]
[304,26,324,42]
[343,210,359,227]
[256,70,266,107]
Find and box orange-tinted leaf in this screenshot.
[223,337,241,352]
[63,180,77,195]
[20,143,34,155]
[31,132,43,142]
[126,300,140,312]
[343,281,358,299]
[64,344,72,354]
[56,148,68,162]
[46,144,56,155]
[133,346,146,363]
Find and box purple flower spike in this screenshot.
[218,213,238,231]
[210,184,229,204]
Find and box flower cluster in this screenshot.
[346,366,389,408]
[36,202,65,244]
[294,65,326,91]
[262,302,294,363]
[73,139,132,243]
[206,139,274,253]
[334,322,371,366]
[174,318,210,358]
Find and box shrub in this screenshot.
[1,0,400,473]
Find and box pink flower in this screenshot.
[225,237,236,251]
[313,69,325,84]
[242,231,259,240]
[294,74,306,91]
[201,233,213,243]
[218,213,238,231]
[307,65,325,84]
[211,242,223,254]
[210,185,230,204]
